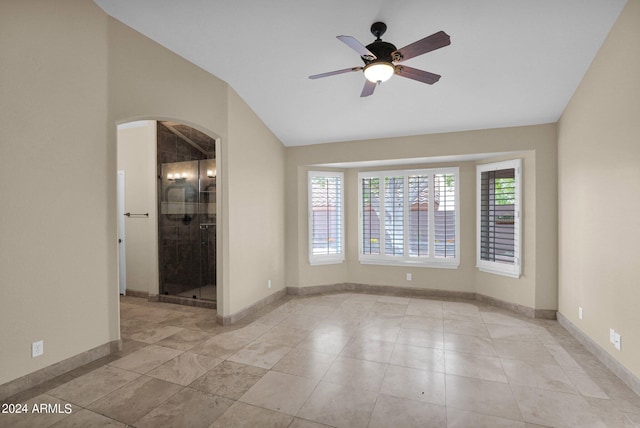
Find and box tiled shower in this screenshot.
[157,122,216,302]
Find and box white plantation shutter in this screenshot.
[359,168,459,268]
[477,160,521,278]
[309,171,344,265]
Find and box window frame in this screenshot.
[476,159,522,278]
[308,170,345,266]
[357,167,460,268]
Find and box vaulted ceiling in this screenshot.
[95,0,627,146]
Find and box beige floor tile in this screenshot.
[442,301,481,316]
[86,376,182,425]
[288,417,334,428]
[402,315,444,332]
[406,299,444,318]
[512,384,607,427]
[146,351,221,386]
[444,333,497,356]
[481,311,528,327]
[239,371,317,415]
[370,301,408,316]
[625,412,640,427]
[277,313,323,330]
[189,361,267,400]
[446,407,526,427]
[397,327,444,349]
[108,345,183,374]
[380,364,446,405]
[493,339,556,364]
[294,303,337,318]
[49,409,127,427]
[228,322,274,341]
[369,393,447,428]
[9,294,635,428]
[391,343,445,372]
[340,337,395,363]
[545,344,583,369]
[155,328,213,351]
[445,374,522,421]
[486,324,538,341]
[322,356,387,392]
[272,347,336,380]
[296,331,352,355]
[134,387,232,428]
[501,359,578,394]
[48,365,140,407]
[128,325,185,344]
[377,295,411,304]
[297,381,378,428]
[443,319,489,337]
[227,341,292,369]
[255,325,311,347]
[210,402,292,428]
[189,333,252,359]
[445,351,507,383]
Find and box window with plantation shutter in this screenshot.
[477,159,521,278]
[359,168,459,268]
[308,171,344,265]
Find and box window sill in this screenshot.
[359,259,459,269]
[477,265,521,278]
[309,258,345,266]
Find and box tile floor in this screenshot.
[3,293,640,427]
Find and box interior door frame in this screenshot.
[117,170,126,295]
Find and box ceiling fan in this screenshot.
[309,22,451,97]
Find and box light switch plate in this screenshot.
[614,332,621,350]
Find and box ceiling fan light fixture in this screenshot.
[363,62,394,83]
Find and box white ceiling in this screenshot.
[95,0,626,147]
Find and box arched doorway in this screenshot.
[117,119,220,308]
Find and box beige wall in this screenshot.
[0,0,288,387]
[0,0,114,385]
[286,124,558,310]
[558,0,640,379]
[117,121,158,294]
[225,88,287,315]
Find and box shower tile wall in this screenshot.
[157,123,211,298]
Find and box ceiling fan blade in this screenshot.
[393,31,451,62]
[309,66,363,79]
[337,35,377,61]
[395,65,441,84]
[360,80,376,97]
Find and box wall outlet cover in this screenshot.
[32,340,43,358]
[578,306,583,320]
[406,273,412,281]
[614,332,621,350]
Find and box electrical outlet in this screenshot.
[267,279,272,289]
[610,328,616,344]
[406,273,412,281]
[578,306,583,320]
[614,332,622,350]
[32,340,43,358]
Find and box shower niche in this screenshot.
[157,122,216,302]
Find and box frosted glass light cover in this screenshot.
[364,62,394,83]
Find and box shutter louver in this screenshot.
[480,168,516,264]
[309,173,343,262]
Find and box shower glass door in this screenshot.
[159,159,216,301]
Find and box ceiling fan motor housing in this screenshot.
[363,40,398,65]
